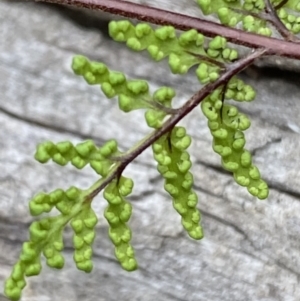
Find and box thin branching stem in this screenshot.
[185,51,226,69]
[264,0,300,42]
[146,101,178,115]
[88,48,267,199]
[274,0,288,10]
[35,0,300,59]
[229,7,268,21]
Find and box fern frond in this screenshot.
[152,126,203,240]
[71,203,98,272]
[103,177,137,271]
[201,88,269,199]
[197,0,270,35]
[5,186,97,301]
[199,0,271,34]
[109,21,238,78]
[197,0,300,35]
[5,1,289,299]
[35,139,119,176]
[72,55,177,115]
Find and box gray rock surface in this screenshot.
[1,1,300,301]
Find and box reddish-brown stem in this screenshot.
[35,0,300,59]
[89,48,267,198]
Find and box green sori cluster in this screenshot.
[195,36,238,84]
[4,186,98,301]
[144,86,175,128]
[35,139,118,176]
[109,20,238,80]
[152,127,203,240]
[283,0,300,11]
[197,0,271,35]
[277,6,300,34]
[197,0,300,35]
[222,75,256,102]
[71,203,98,273]
[103,177,137,271]
[201,85,269,199]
